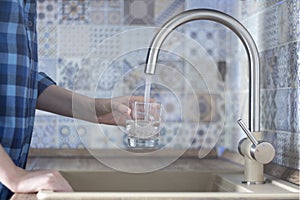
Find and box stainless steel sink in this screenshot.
[37,171,299,199]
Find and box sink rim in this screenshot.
[36,171,300,200]
[37,190,300,200]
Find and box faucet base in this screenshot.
[242,180,266,184]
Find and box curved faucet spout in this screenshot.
[144,9,260,132]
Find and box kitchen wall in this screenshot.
[32,0,230,151]
[238,0,300,171]
[32,0,299,171]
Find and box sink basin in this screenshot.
[37,171,299,199]
[60,171,248,192]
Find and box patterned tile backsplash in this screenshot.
[240,0,300,170]
[33,0,299,170]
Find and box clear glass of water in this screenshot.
[126,102,163,148]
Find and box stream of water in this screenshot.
[143,74,152,121]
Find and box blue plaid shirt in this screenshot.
[0,1,55,198]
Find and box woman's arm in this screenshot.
[36,85,145,126]
[36,85,94,121]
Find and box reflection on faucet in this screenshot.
[144,9,271,184]
[144,8,260,132]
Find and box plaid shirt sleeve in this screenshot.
[0,1,55,199]
[37,72,57,96]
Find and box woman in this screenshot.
[0,1,142,198]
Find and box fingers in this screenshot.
[129,96,144,104]
[13,170,73,193]
[41,171,73,192]
[52,171,73,192]
[116,103,131,115]
[98,96,157,126]
[129,96,156,104]
[97,111,131,126]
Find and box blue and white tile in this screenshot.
[154,0,184,26]
[38,59,57,82]
[57,117,84,148]
[181,23,225,93]
[260,48,277,89]
[223,55,248,91]
[260,89,277,131]
[258,0,282,9]
[90,0,123,25]
[274,89,297,133]
[266,131,300,169]
[259,42,297,90]
[191,123,210,150]
[183,58,224,93]
[238,0,273,19]
[297,88,300,134]
[87,124,125,149]
[89,26,123,59]
[58,0,90,25]
[70,58,123,97]
[274,88,298,134]
[186,0,219,10]
[71,58,97,93]
[184,21,221,61]
[257,5,279,51]
[181,93,200,123]
[57,58,81,90]
[272,45,289,88]
[118,73,149,98]
[183,92,225,124]
[298,42,300,89]
[37,24,57,59]
[220,126,244,152]
[271,43,297,89]
[159,122,194,150]
[106,10,122,25]
[278,1,289,45]
[90,9,105,25]
[151,91,182,123]
[238,0,256,18]
[154,60,185,92]
[117,49,153,95]
[37,0,58,25]
[290,89,299,134]
[225,91,248,126]
[77,124,122,149]
[107,0,122,8]
[124,0,154,25]
[95,60,123,93]
[31,115,58,148]
[288,41,300,88]
[195,123,225,151]
[120,26,156,56]
[187,0,238,17]
[198,92,225,123]
[286,0,300,41]
[57,25,90,58]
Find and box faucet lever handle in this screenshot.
[237,119,258,146]
[237,119,275,164]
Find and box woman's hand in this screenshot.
[11,168,73,193]
[95,96,146,126]
[0,144,72,194]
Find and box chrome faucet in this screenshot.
[144,9,275,184]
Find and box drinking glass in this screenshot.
[126,102,163,148]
